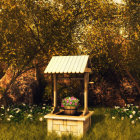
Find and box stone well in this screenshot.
[44,110,94,137]
[44,56,93,137]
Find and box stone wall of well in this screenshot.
[47,118,91,136]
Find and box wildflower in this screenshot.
[61,104,64,107]
[7,118,11,121]
[127,104,130,108]
[22,103,26,106]
[131,120,135,124]
[1,106,4,109]
[39,117,43,121]
[112,116,115,119]
[28,114,32,118]
[9,115,13,118]
[7,108,10,111]
[42,107,45,110]
[30,109,32,112]
[70,102,72,105]
[123,109,127,112]
[121,117,124,120]
[129,115,133,118]
[16,109,20,113]
[132,111,136,115]
[136,106,139,109]
[75,103,77,106]
[115,106,120,109]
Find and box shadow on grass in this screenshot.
[82,114,105,140]
[91,114,105,127]
[87,114,105,136]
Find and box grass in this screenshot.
[0,107,139,140]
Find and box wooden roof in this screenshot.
[44,55,90,74]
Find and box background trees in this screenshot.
[0,0,139,106]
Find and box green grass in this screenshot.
[0,107,139,140]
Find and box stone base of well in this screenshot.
[44,111,94,137]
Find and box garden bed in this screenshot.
[0,104,139,140]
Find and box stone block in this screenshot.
[53,124,60,131]
[47,119,53,131]
[53,119,63,125]
[60,125,70,131]
[66,120,77,126]
[70,125,78,133]
[77,121,83,134]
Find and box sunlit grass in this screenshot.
[84,107,140,140]
[0,107,139,140]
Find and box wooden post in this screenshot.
[83,72,89,116]
[52,74,59,114]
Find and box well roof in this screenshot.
[44,55,89,74]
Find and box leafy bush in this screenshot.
[0,104,51,122]
[110,104,140,124]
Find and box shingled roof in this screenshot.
[44,55,90,74]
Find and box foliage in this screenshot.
[0,103,51,122]
[0,0,140,104]
[109,104,140,124]
[61,96,79,107]
[0,107,139,139]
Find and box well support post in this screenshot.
[83,72,89,116]
[52,74,59,113]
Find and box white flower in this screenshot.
[7,118,11,121]
[16,109,20,113]
[27,114,32,118]
[9,115,13,118]
[30,109,32,112]
[138,117,140,120]
[131,120,135,124]
[42,107,45,110]
[39,117,43,121]
[136,106,139,109]
[115,106,120,109]
[22,103,26,106]
[127,104,130,108]
[123,109,127,112]
[132,111,136,115]
[1,114,4,116]
[129,115,133,118]
[112,116,115,119]
[7,108,10,111]
[130,104,133,106]
[1,106,4,109]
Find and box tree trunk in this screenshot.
[125,69,140,94]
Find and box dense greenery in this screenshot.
[109,104,140,124]
[0,103,51,122]
[0,107,139,140]
[0,0,139,104]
